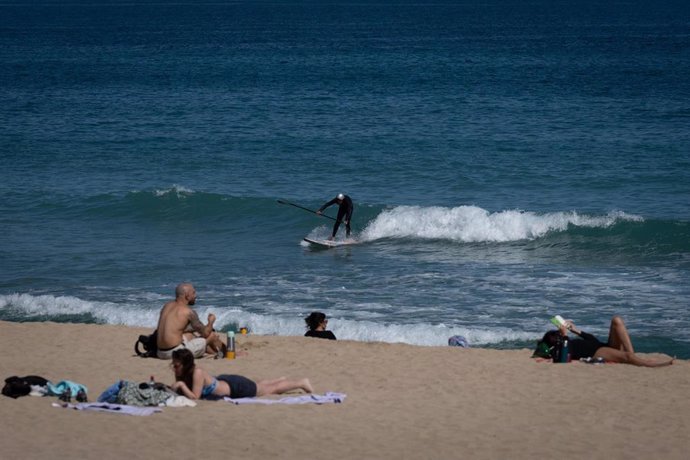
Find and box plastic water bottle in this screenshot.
[560,338,569,363]
[226,331,236,359]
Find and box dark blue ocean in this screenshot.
[2,0,690,357]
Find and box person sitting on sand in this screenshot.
[156,283,225,359]
[539,315,674,367]
[304,311,337,340]
[170,349,314,400]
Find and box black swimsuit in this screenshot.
[216,374,257,399]
[568,331,607,360]
[305,330,337,340]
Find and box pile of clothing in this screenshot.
[2,375,88,402]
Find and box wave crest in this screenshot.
[360,205,643,243]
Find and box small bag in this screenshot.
[532,333,564,361]
[134,330,158,358]
[531,341,552,359]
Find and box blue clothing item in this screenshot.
[47,380,88,397]
[97,380,123,403]
[201,377,217,398]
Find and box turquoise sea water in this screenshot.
[2,1,690,356]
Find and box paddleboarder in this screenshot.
[317,193,353,240]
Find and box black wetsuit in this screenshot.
[305,330,337,340]
[318,195,354,238]
[568,330,607,360]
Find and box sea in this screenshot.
[2,0,689,357]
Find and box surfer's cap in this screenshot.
[337,193,345,201]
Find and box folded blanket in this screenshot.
[224,392,346,405]
[52,402,162,416]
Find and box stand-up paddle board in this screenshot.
[303,237,358,248]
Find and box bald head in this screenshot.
[175,283,196,305]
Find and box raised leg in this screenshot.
[606,316,635,352]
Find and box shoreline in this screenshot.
[2,320,689,460]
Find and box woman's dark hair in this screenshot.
[305,311,327,331]
[541,330,562,347]
[172,348,195,389]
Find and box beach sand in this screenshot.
[1,320,688,460]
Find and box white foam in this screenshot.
[201,309,535,347]
[359,205,643,243]
[0,293,536,347]
[0,293,158,327]
[152,184,195,197]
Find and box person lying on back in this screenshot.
[538,315,673,367]
[156,283,225,359]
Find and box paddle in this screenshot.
[276,199,340,222]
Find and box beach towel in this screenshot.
[224,392,346,405]
[52,402,162,416]
[46,380,88,398]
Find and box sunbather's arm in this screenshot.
[171,381,196,400]
[172,368,205,400]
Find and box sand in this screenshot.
[1,320,688,460]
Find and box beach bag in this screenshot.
[134,330,158,358]
[531,341,552,359]
[116,380,171,406]
[532,332,565,360]
[532,335,564,360]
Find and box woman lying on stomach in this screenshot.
[170,348,313,400]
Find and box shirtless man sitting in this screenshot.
[156,283,225,360]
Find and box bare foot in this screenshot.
[301,378,314,394]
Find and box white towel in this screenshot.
[165,395,197,407]
[224,392,346,405]
[52,402,162,416]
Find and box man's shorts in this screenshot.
[157,336,207,360]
